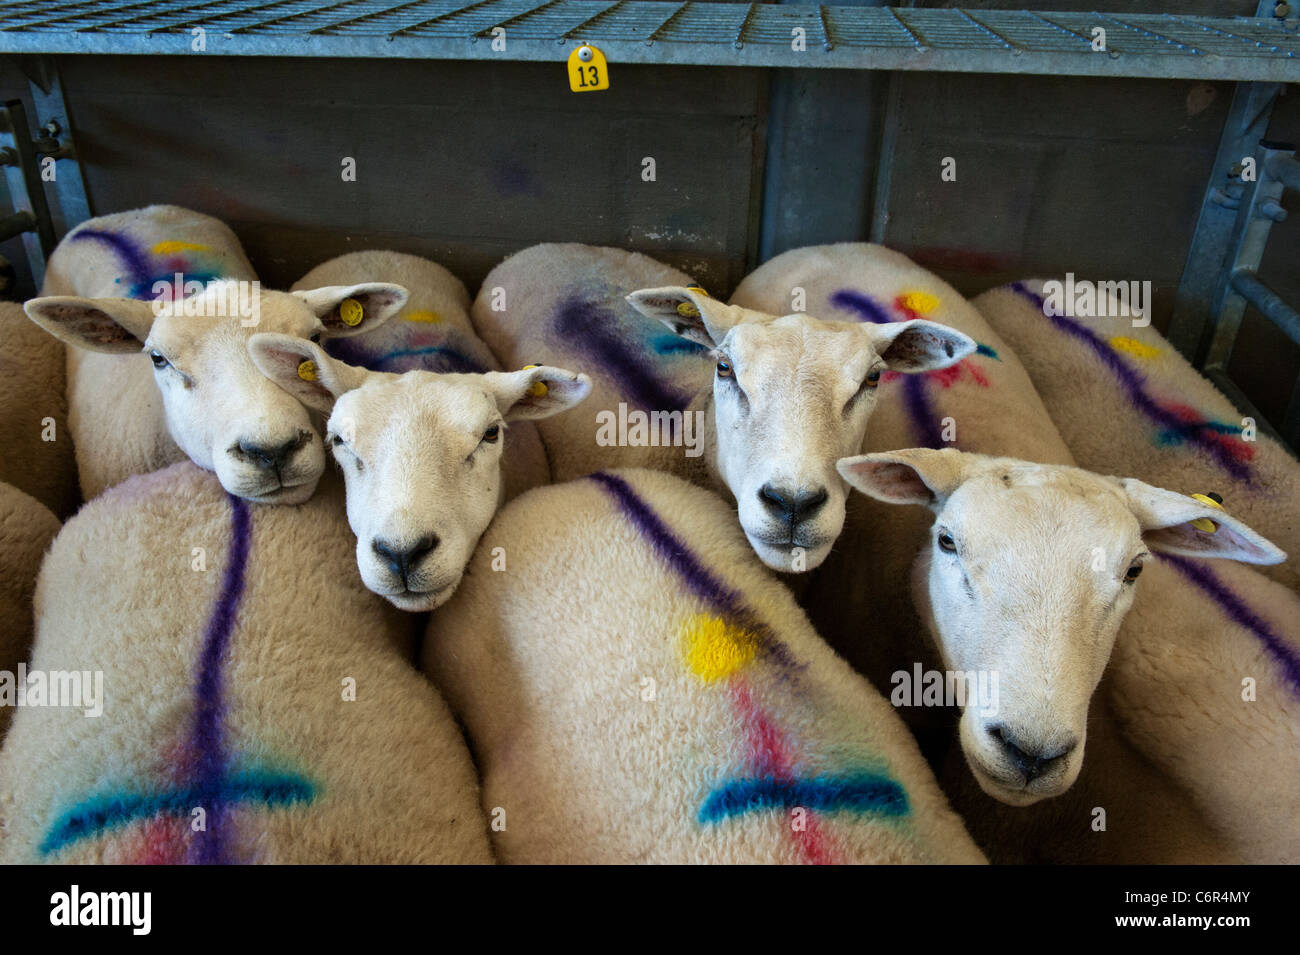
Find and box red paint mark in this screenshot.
[135,815,185,864]
[729,682,837,865]
[883,358,990,390]
[893,294,923,322]
[1162,399,1256,463]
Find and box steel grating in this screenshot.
[1,1,1300,79]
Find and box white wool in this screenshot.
[38,205,260,500]
[470,242,972,573]
[289,249,549,502]
[422,468,985,864]
[973,279,1299,591]
[0,482,61,741]
[740,244,1296,862]
[28,207,409,505]
[0,303,77,518]
[0,463,492,863]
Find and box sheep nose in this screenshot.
[371,535,440,581]
[238,435,305,471]
[758,484,829,524]
[987,725,1076,782]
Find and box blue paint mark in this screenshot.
[325,337,485,375]
[651,334,709,356]
[40,768,316,857]
[699,773,909,824]
[976,343,1000,360]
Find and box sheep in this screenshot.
[289,250,550,502]
[838,447,1284,792]
[247,333,590,611]
[469,242,975,573]
[26,205,409,503]
[421,466,986,864]
[0,462,493,864]
[0,482,61,741]
[736,245,1296,861]
[0,303,78,519]
[729,243,1071,691]
[972,279,1300,592]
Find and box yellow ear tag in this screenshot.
[297,359,318,382]
[1189,492,1224,533]
[339,298,365,327]
[568,44,610,93]
[521,364,548,398]
[676,301,701,318]
[686,285,710,298]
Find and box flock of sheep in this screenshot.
[0,204,1296,864]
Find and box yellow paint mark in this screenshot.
[405,310,442,323]
[1110,336,1162,360]
[682,613,759,682]
[151,240,212,255]
[898,290,940,316]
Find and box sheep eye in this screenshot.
[483,425,501,444]
[331,435,344,447]
[864,369,881,388]
[149,350,169,369]
[937,532,957,553]
[716,360,734,379]
[1124,564,1143,584]
[310,332,322,344]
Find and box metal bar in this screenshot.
[1093,12,1203,54]
[0,209,36,243]
[955,9,1017,52]
[474,0,562,37]
[0,99,55,283]
[816,5,831,52]
[645,2,690,44]
[867,69,901,244]
[1167,79,1281,361]
[884,6,927,51]
[1229,269,1300,349]
[22,58,93,233]
[1023,11,1093,47]
[733,2,756,48]
[1265,151,1300,193]
[558,0,623,41]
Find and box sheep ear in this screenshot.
[487,366,592,421]
[870,320,976,373]
[292,283,409,337]
[625,286,738,348]
[24,295,157,354]
[248,333,368,414]
[1121,479,1286,564]
[838,448,971,506]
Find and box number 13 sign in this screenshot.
[568,44,610,92]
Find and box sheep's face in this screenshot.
[840,449,1286,807]
[627,288,974,573]
[24,280,407,504]
[249,333,590,611]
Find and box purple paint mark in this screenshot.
[554,295,693,413]
[901,376,947,449]
[1159,552,1300,700]
[830,289,947,447]
[70,229,151,298]
[588,471,803,674]
[1007,283,1253,484]
[189,494,253,864]
[830,289,894,325]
